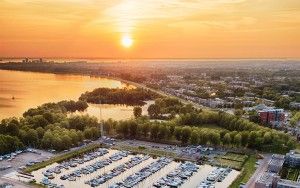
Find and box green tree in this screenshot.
[6,118,20,136]
[190,130,199,145]
[275,96,292,109]
[287,139,296,150]
[158,125,169,140]
[263,132,272,144]
[174,126,182,141]
[133,106,142,118]
[36,127,45,139]
[223,133,231,145]
[241,131,249,147]
[148,104,161,118]
[61,135,72,149]
[234,109,244,117]
[103,119,117,135]
[83,128,93,139]
[24,129,39,147]
[69,130,79,145]
[181,126,192,144]
[128,120,138,138]
[31,115,49,128]
[210,132,221,146]
[41,130,54,148]
[198,130,208,145]
[69,115,98,131]
[141,123,150,138]
[248,131,257,148]
[233,133,242,147]
[150,123,159,140]
[0,134,23,154]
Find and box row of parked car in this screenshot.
[86,155,150,187]
[197,167,232,188]
[181,145,216,156]
[153,161,199,187]
[42,148,109,180]
[60,151,129,182]
[109,157,172,188]
[41,177,64,188]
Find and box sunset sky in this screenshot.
[0,0,299,58]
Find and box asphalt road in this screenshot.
[0,176,32,188]
[245,154,272,188]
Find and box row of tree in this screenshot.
[104,118,295,151]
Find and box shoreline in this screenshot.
[0,67,209,110]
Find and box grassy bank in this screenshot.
[229,155,257,188]
[24,144,102,173]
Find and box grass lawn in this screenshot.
[287,168,300,181]
[229,155,257,188]
[24,144,102,173]
[197,124,227,132]
[222,152,248,162]
[215,152,248,170]
[215,158,244,170]
[281,166,300,181]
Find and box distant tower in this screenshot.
[99,100,104,138]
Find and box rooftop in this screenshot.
[277,179,300,187]
[256,172,277,185]
[286,150,300,159]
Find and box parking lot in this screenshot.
[0,149,53,177]
[27,148,239,188]
[0,149,54,188]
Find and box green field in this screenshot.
[24,144,102,173]
[216,158,244,170]
[229,155,257,188]
[280,166,300,181]
[222,152,248,162]
[215,152,248,170]
[197,124,227,131]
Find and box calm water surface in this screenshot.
[0,70,141,120]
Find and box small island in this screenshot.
[79,87,159,105]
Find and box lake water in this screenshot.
[0,70,147,120]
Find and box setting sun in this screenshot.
[121,36,133,48]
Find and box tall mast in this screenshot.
[99,100,103,138]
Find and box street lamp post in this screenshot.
[99,100,103,138]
